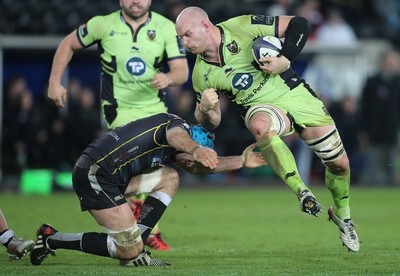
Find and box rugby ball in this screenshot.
[252,36,283,66]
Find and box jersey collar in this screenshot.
[119,11,152,42]
[199,26,226,67]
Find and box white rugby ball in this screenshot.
[252,36,283,65]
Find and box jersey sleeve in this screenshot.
[222,15,279,39]
[161,20,186,60]
[76,15,108,48]
[166,114,191,133]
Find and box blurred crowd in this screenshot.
[1,0,400,47]
[1,0,400,186]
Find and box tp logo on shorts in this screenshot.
[232,73,253,90]
[126,57,146,76]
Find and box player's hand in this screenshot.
[192,146,218,169]
[48,84,67,108]
[259,55,290,75]
[240,143,267,168]
[200,88,219,113]
[151,73,171,90]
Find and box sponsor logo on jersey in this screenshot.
[126,57,146,76]
[79,24,88,37]
[232,73,253,90]
[114,194,124,201]
[147,30,156,40]
[251,15,274,26]
[226,40,240,54]
[109,30,128,36]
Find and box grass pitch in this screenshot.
[0,186,399,275]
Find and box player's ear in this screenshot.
[185,160,195,167]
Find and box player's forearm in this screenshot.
[189,156,242,175]
[194,105,221,130]
[166,60,189,86]
[49,32,82,86]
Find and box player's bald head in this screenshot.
[176,6,209,27]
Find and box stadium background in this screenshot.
[1,0,400,192]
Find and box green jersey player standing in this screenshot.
[48,0,189,250]
[176,7,360,252]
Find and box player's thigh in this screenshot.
[125,166,179,197]
[274,84,334,132]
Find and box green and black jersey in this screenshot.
[77,11,186,128]
[192,15,333,129]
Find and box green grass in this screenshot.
[1,186,400,275]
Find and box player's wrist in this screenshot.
[241,153,247,168]
[199,105,211,114]
[190,145,202,155]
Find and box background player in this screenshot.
[0,209,34,259]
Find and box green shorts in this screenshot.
[270,83,334,132]
[104,102,168,129]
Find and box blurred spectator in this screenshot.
[371,0,400,43]
[315,8,358,44]
[294,0,324,40]
[68,86,102,163]
[329,96,363,183]
[265,0,297,16]
[2,76,32,175]
[359,48,400,186]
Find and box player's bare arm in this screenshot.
[166,127,218,169]
[194,88,221,129]
[48,31,84,108]
[174,143,267,174]
[151,58,189,89]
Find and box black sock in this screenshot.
[138,196,167,242]
[48,232,110,257]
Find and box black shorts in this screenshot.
[72,155,127,211]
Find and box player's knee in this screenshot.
[325,154,350,175]
[245,105,286,140]
[305,128,349,173]
[157,167,179,196]
[103,224,144,260]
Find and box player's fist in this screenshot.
[200,88,218,113]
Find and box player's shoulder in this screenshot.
[150,11,175,27]
[90,10,121,24]
[218,15,252,29]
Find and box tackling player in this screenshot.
[47,0,189,250]
[29,113,266,267]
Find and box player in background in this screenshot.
[47,0,189,250]
[30,113,266,267]
[0,209,34,259]
[175,7,359,252]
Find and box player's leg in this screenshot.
[127,193,170,250]
[0,209,34,259]
[30,156,170,266]
[125,166,179,248]
[245,105,321,216]
[301,124,359,252]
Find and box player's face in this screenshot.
[120,0,152,20]
[177,22,206,54]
